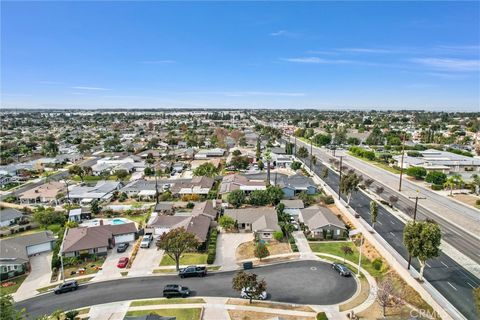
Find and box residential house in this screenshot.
[191,200,218,220]
[154,202,174,215]
[279,199,304,220]
[68,207,91,223]
[219,174,266,200]
[0,208,25,227]
[68,181,121,204]
[170,176,214,196]
[0,231,56,279]
[299,206,347,240]
[194,148,226,160]
[224,207,281,241]
[148,214,213,244]
[62,222,137,257]
[275,174,318,198]
[19,181,66,205]
[121,179,164,200]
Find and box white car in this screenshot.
[140,234,153,248]
[241,287,267,300]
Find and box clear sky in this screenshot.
[1,1,479,110]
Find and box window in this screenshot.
[336,229,340,235]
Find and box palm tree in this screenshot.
[444,174,463,196]
[264,148,272,186]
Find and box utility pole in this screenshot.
[59,227,68,283]
[294,136,297,157]
[338,156,343,200]
[398,134,406,191]
[155,171,159,204]
[407,191,426,270]
[357,234,364,276]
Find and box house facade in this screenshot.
[299,206,347,240]
[224,207,281,241]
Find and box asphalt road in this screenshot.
[292,142,479,320]
[16,260,357,318]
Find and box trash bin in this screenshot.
[243,261,253,270]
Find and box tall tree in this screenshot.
[376,276,404,317]
[156,227,199,271]
[232,271,267,304]
[403,220,442,281]
[227,190,246,208]
[370,201,378,230]
[68,165,85,182]
[264,149,272,186]
[0,294,26,320]
[254,242,270,260]
[340,172,362,204]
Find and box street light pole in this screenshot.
[59,227,68,283]
[407,191,426,270]
[338,156,343,200]
[398,134,406,191]
[357,235,364,276]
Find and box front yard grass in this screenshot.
[125,308,202,320]
[159,253,208,266]
[236,240,292,261]
[63,258,105,279]
[130,298,205,307]
[348,152,401,174]
[309,241,385,277]
[0,274,28,295]
[226,299,315,312]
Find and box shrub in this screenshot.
[316,312,328,320]
[207,229,218,264]
[372,258,383,271]
[186,202,195,209]
[273,231,284,241]
[323,195,334,205]
[406,166,427,180]
[431,184,444,191]
[476,199,480,206]
[290,244,298,252]
[425,171,447,185]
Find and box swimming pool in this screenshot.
[112,218,126,225]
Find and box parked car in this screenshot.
[117,243,129,253]
[54,280,78,294]
[332,262,352,277]
[141,233,153,248]
[240,287,267,300]
[117,257,129,268]
[179,265,207,278]
[163,284,190,298]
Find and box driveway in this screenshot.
[128,244,164,277]
[214,232,253,270]
[14,253,52,301]
[93,245,133,282]
[18,260,358,318]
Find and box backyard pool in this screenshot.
[112,218,126,225]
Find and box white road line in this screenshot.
[390,220,395,225]
[425,262,431,268]
[467,282,475,289]
[447,282,457,291]
[377,221,383,225]
[440,261,449,268]
[389,232,395,238]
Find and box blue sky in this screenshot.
[1,1,479,110]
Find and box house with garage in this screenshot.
[148,214,213,245]
[0,231,56,279]
[299,206,347,240]
[68,181,121,204]
[18,181,67,205]
[170,176,215,197]
[219,174,266,200]
[0,208,26,227]
[279,199,304,221]
[61,222,137,257]
[275,174,318,198]
[194,148,226,159]
[224,207,281,241]
[191,200,219,220]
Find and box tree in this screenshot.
[193,162,219,177]
[218,215,236,231]
[444,174,464,196]
[257,160,264,171]
[405,166,427,180]
[227,190,246,208]
[297,146,308,159]
[68,165,85,182]
[366,126,384,145]
[254,242,270,260]
[341,245,353,263]
[340,172,362,204]
[33,207,66,228]
[403,220,442,281]
[370,201,378,230]
[0,294,26,320]
[115,170,129,181]
[389,195,398,207]
[232,271,267,303]
[90,199,101,216]
[313,133,332,146]
[232,149,242,156]
[273,230,284,241]
[266,185,283,205]
[290,161,302,171]
[230,156,250,170]
[249,190,270,206]
[425,171,447,185]
[144,167,154,176]
[264,149,272,186]
[321,167,329,179]
[65,310,79,320]
[156,227,199,271]
[376,276,404,317]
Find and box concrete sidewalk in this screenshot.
[292,231,317,260]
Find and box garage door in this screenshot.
[26,242,52,255]
[115,233,135,244]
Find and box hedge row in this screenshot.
[207,229,218,264]
[349,146,376,161]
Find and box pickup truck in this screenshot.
[140,233,153,248]
[178,265,207,278]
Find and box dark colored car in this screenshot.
[54,280,79,294]
[163,284,190,298]
[117,243,129,253]
[332,262,352,277]
[179,265,207,278]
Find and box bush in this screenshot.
[476,199,480,206]
[273,231,284,241]
[323,195,334,205]
[372,258,383,271]
[406,166,427,180]
[431,184,444,191]
[425,171,447,185]
[207,229,218,264]
[317,312,328,320]
[290,244,298,252]
[186,202,195,209]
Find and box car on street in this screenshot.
[117,257,129,268]
[179,265,207,278]
[332,262,352,277]
[117,243,129,253]
[140,233,153,248]
[54,280,78,294]
[162,284,191,298]
[241,287,267,300]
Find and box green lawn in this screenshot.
[159,253,208,266]
[130,298,205,307]
[309,241,384,277]
[0,274,28,295]
[348,152,401,174]
[123,214,147,224]
[1,228,43,239]
[125,308,202,320]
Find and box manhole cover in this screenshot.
[310,267,317,271]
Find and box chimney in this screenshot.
[100,219,104,226]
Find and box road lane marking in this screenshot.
[467,282,475,289]
[447,282,457,291]
[377,221,383,225]
[390,220,395,225]
[440,261,449,268]
[425,262,431,268]
[389,232,395,238]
